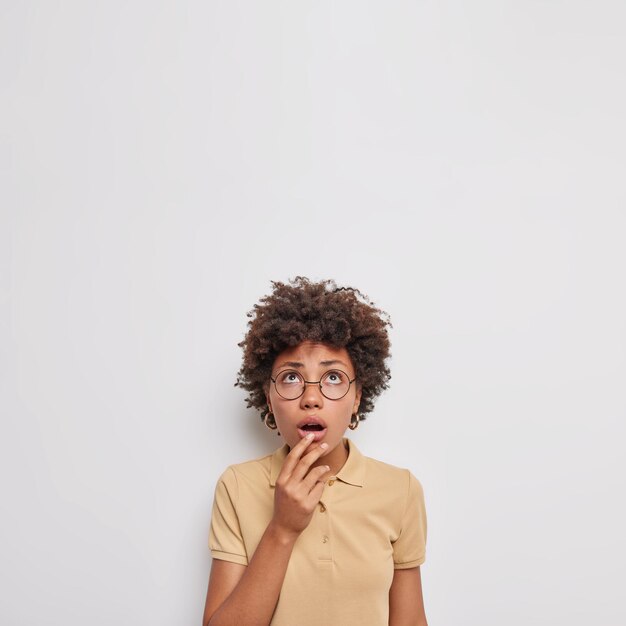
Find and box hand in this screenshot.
[271,435,331,538]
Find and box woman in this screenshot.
[202,277,428,626]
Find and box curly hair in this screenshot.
[235,276,392,422]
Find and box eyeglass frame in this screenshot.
[269,368,357,401]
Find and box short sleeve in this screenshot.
[209,467,249,566]
[392,471,427,569]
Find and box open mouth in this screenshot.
[296,421,328,442]
[300,423,325,432]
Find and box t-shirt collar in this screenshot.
[269,437,365,488]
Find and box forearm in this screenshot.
[208,522,297,626]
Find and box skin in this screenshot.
[202,341,428,626]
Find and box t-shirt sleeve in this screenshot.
[208,467,249,566]
[392,470,427,569]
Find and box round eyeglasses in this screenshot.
[270,369,356,401]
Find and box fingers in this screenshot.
[278,434,315,480]
[290,442,329,483]
[271,437,331,536]
[304,478,326,507]
[301,464,331,493]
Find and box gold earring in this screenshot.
[264,412,278,430]
[349,413,360,430]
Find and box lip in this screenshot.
[297,415,327,429]
[296,416,328,442]
[297,427,328,442]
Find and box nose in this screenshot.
[300,381,324,409]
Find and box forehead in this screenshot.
[273,341,352,369]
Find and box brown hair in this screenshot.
[235,276,392,421]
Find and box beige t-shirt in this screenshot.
[209,438,427,626]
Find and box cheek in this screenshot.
[271,402,296,426]
[331,402,354,426]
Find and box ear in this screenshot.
[353,384,362,414]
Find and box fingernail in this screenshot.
[320,442,328,449]
[306,433,314,440]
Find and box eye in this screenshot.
[323,370,345,385]
[279,370,303,384]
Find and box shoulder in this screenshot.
[216,450,275,489]
[356,457,424,508]
[362,454,425,499]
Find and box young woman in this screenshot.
[202,277,428,626]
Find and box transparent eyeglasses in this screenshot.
[270,369,356,400]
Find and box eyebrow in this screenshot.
[277,360,349,369]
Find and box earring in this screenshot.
[264,412,278,430]
[349,413,360,430]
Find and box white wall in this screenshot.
[1,2,625,624]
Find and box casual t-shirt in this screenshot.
[209,438,427,626]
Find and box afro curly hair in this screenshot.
[235,276,392,422]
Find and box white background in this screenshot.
[1,1,625,625]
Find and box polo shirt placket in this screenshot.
[312,439,366,567]
[316,485,333,561]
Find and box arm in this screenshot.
[202,523,296,626]
[203,560,245,626]
[388,567,428,626]
[202,435,331,626]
